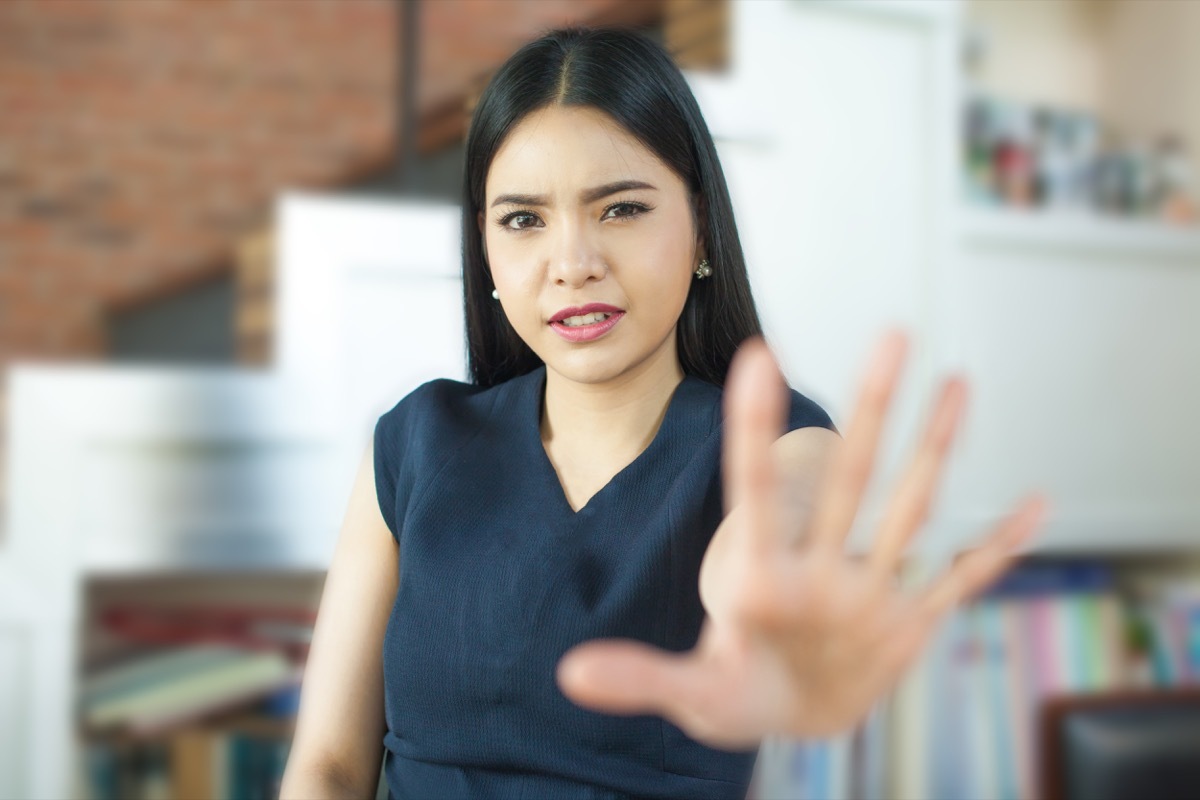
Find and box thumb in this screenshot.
[556,639,701,718]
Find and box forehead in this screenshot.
[486,105,679,195]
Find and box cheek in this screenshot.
[623,217,695,303]
[485,236,543,336]
[486,233,537,291]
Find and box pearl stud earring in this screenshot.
[694,259,712,279]
[491,289,499,300]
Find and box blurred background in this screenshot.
[1,1,1198,798]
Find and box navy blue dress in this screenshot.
[373,365,836,799]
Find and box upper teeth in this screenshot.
[560,312,612,327]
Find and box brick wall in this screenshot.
[0,0,632,366]
[0,0,399,362]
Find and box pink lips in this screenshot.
[548,303,625,343]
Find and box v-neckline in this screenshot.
[525,366,695,518]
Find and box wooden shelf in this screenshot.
[82,711,294,746]
[959,206,1200,261]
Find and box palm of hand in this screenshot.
[557,331,1047,748]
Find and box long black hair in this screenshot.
[462,27,763,388]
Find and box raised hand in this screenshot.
[556,330,1047,748]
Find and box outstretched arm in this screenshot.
[556,331,1047,747]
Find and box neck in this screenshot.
[540,343,686,458]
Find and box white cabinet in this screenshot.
[275,196,466,525]
[695,0,965,551]
[942,211,1200,552]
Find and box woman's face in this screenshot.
[481,104,702,386]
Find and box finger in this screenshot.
[556,639,710,720]
[808,330,909,550]
[918,494,1048,617]
[723,337,788,557]
[868,377,968,577]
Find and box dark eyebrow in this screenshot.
[491,192,547,209]
[489,180,658,209]
[580,180,657,204]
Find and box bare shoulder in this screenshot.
[342,438,400,551]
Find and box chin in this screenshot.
[542,350,630,385]
[525,317,679,386]
[542,340,674,389]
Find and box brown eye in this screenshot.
[498,211,543,230]
[601,201,651,220]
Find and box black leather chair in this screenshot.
[1039,689,1200,800]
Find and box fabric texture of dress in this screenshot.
[373,365,837,799]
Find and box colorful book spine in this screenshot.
[1001,603,1034,800]
[967,606,998,800]
[82,728,291,800]
[1029,596,1062,695]
[1095,595,1126,687]
[889,652,926,800]
[1053,597,1083,691]
[982,602,1017,800]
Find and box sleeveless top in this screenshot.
[373,365,836,800]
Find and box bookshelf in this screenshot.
[81,712,295,800]
[72,573,322,800]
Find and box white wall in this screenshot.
[944,215,1200,552]
[966,0,1109,111]
[1105,0,1200,154]
[696,0,960,550]
[968,0,1200,173]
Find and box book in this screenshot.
[85,724,291,800]
[985,560,1113,598]
[81,645,299,733]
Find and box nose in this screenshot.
[546,215,606,289]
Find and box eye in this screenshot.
[497,211,543,231]
[601,201,652,221]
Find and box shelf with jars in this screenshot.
[958,0,1200,248]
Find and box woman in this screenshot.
[280,27,1046,800]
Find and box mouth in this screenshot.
[548,309,625,342]
[548,302,624,325]
[555,310,616,328]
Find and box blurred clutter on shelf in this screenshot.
[964,95,1198,225]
